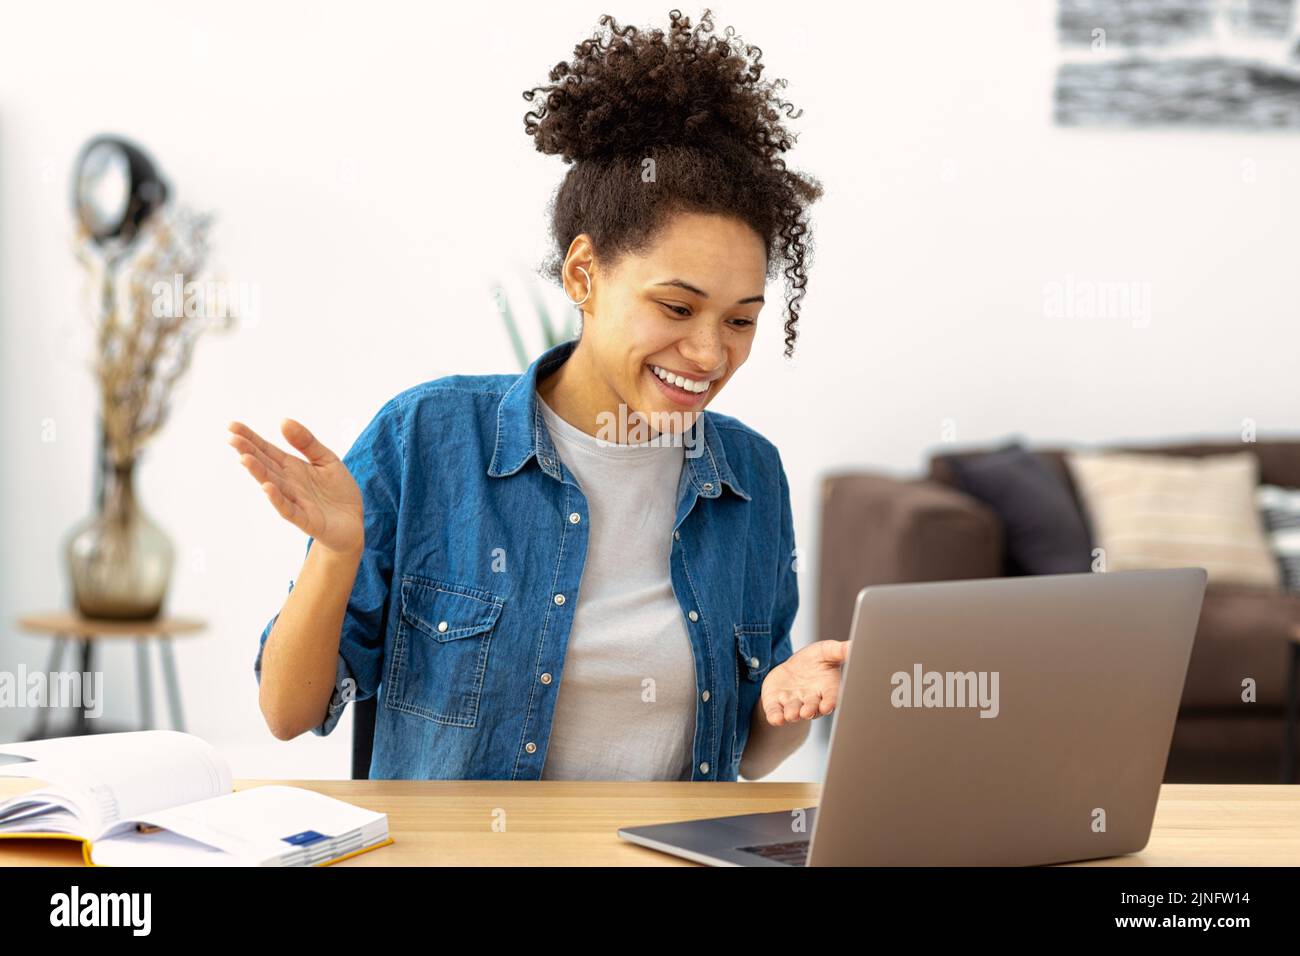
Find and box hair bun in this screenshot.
[524,8,801,164]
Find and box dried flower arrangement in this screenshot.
[73,203,235,470]
[65,201,238,618]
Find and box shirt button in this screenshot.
[750,656,760,669]
[540,672,552,685]
[699,762,710,774]
[673,530,680,540]
[437,620,448,632]
[701,690,710,702]
[569,512,581,524]
[702,482,714,493]
[554,593,566,605]
[688,610,698,622]
[525,742,537,753]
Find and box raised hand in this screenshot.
[227,418,364,557]
[759,639,852,725]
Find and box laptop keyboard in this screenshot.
[734,838,810,866]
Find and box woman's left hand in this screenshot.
[759,639,852,725]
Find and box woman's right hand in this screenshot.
[227,418,365,557]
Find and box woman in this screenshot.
[229,8,847,781]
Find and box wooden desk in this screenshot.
[1,779,1297,866]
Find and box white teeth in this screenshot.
[651,364,710,393]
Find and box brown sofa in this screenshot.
[816,438,1300,783]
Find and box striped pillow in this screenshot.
[1257,484,1300,592]
[1065,450,1281,589]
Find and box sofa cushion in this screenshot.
[993,441,1300,516]
[938,442,1092,575]
[1065,450,1281,588]
[1257,484,1300,592]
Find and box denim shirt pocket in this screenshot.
[386,574,504,728]
[731,622,772,773]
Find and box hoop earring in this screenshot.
[567,266,591,308]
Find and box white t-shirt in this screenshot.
[536,392,697,780]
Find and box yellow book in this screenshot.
[0,731,393,866]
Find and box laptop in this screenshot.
[617,567,1207,866]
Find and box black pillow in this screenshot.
[942,442,1092,576]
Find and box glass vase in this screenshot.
[64,460,175,620]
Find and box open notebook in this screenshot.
[0,731,392,866]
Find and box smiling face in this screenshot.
[546,211,767,439]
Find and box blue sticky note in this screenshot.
[282,829,328,846]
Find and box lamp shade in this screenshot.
[72,135,169,245]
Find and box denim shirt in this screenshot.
[253,337,798,780]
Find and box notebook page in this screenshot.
[90,828,245,866]
[93,785,388,866]
[0,795,85,834]
[0,731,231,835]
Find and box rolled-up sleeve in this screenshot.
[253,395,406,737]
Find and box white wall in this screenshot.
[1,0,1295,779]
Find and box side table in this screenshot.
[14,611,205,740]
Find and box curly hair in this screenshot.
[523,7,824,358]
